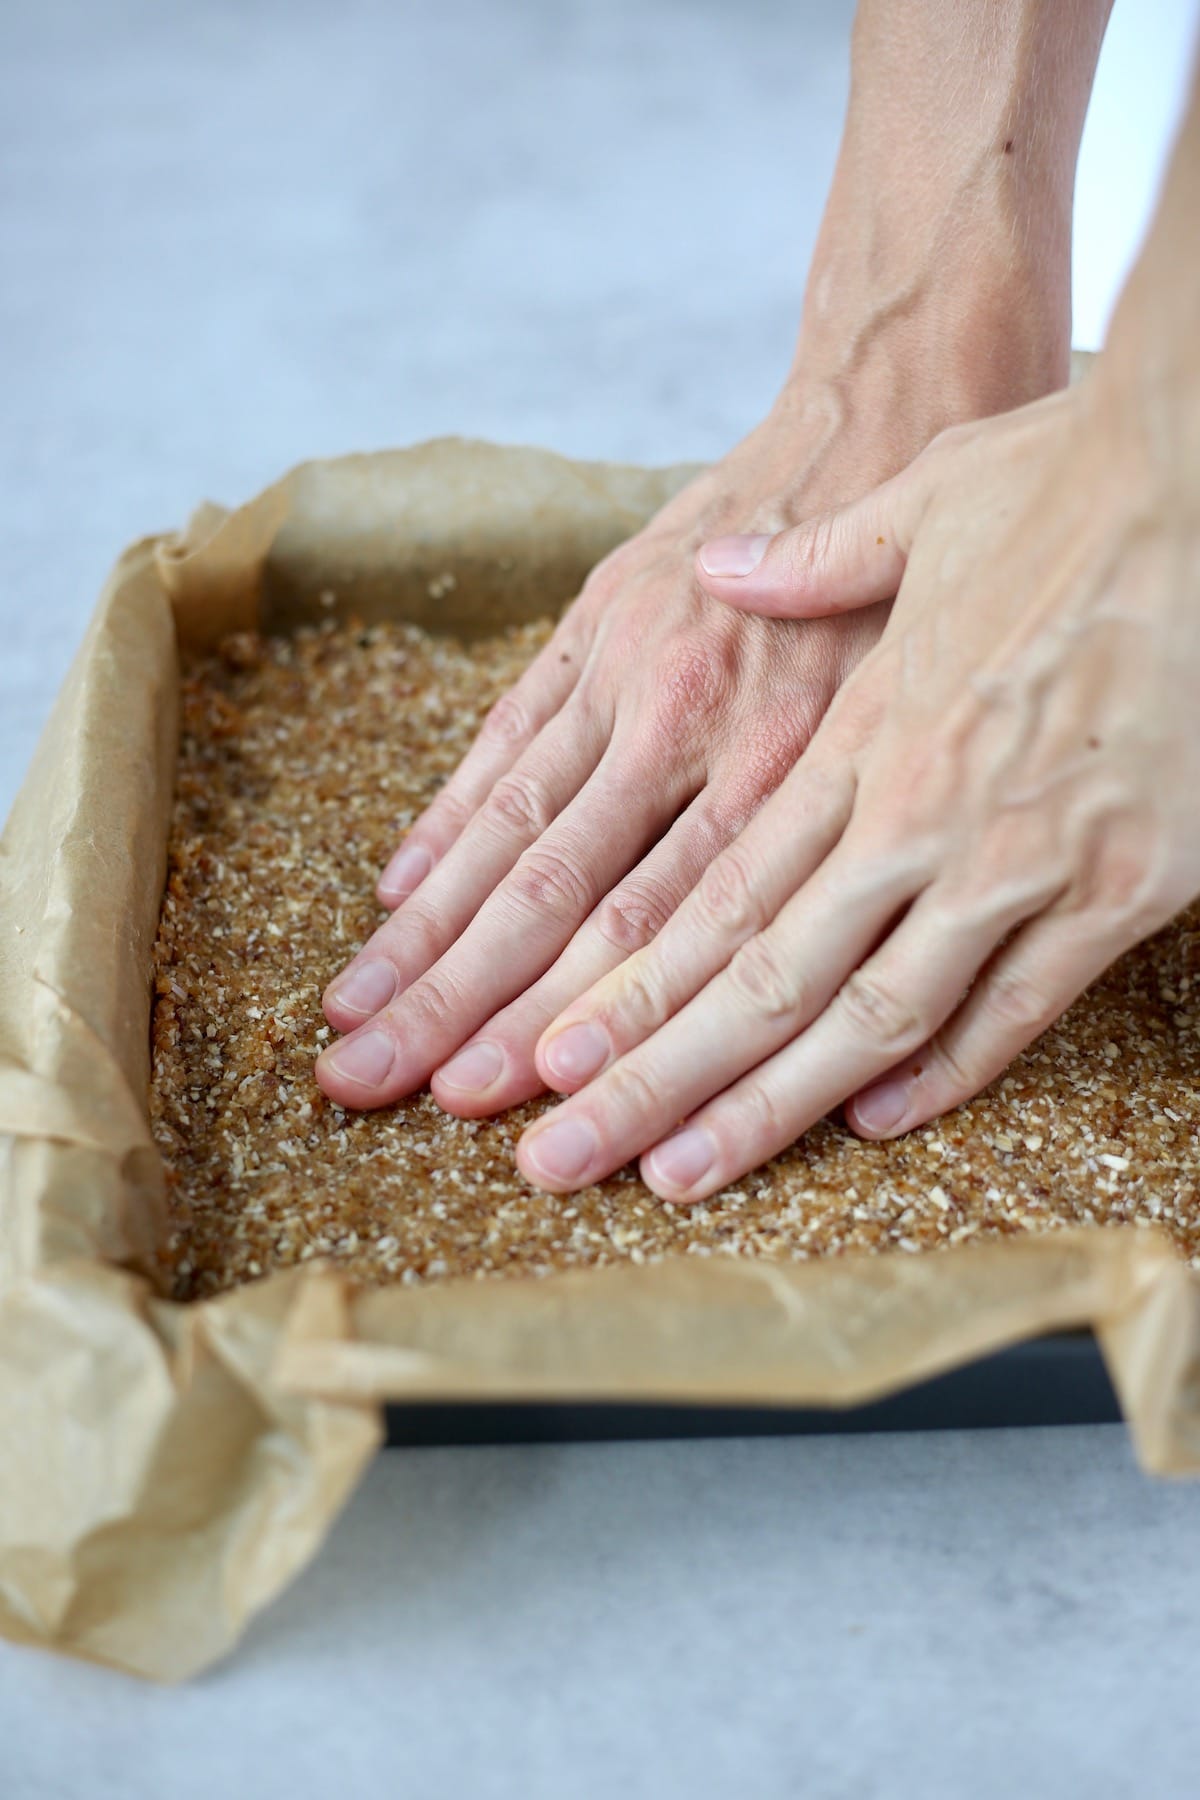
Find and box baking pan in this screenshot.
[384,1328,1118,1445]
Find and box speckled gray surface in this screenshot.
[3,1,1200,1795]
[6,1426,1200,1800]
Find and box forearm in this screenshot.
[1099,46,1200,481]
[788,0,1112,436]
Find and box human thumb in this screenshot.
[695,476,913,620]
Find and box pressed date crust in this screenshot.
[150,615,1200,1301]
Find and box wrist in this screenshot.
[773,240,1071,478]
[1091,327,1200,510]
[1093,65,1200,492]
[789,136,1073,418]
[780,0,1109,444]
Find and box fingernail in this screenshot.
[645,1125,715,1191]
[524,1117,598,1184]
[542,1021,609,1086]
[698,534,771,578]
[324,1028,396,1088]
[379,841,433,901]
[438,1040,504,1094]
[853,1075,911,1135]
[331,959,398,1016]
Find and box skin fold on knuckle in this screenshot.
[375,899,442,973]
[404,965,471,1038]
[594,1055,665,1133]
[481,770,557,841]
[694,845,766,941]
[781,510,835,600]
[417,782,474,843]
[836,967,925,1057]
[909,1035,979,1118]
[979,964,1060,1037]
[479,689,533,750]
[725,932,804,1023]
[505,846,595,924]
[573,946,667,1044]
[592,877,677,955]
[712,1080,788,1169]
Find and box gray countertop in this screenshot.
[8,1426,1200,1800]
[3,3,1199,1794]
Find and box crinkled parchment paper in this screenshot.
[2,438,1199,1685]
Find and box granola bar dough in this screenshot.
[149,618,1200,1301]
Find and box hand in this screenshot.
[515,375,1200,1200]
[313,394,898,1112]
[313,325,1063,1116]
[312,0,1085,1117]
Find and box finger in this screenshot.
[516,832,928,1192]
[532,759,857,1094]
[515,867,1051,1196]
[429,785,756,1117]
[693,463,928,620]
[314,749,698,1108]
[632,884,1043,1203]
[376,632,585,905]
[845,909,1140,1140]
[324,699,606,1030]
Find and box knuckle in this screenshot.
[785,511,833,593]
[726,933,801,1022]
[483,771,554,839]
[1081,814,1173,931]
[653,642,728,732]
[607,947,667,1028]
[981,965,1059,1036]
[480,690,531,749]
[695,846,765,939]
[920,1032,977,1104]
[734,1078,789,1149]
[408,964,467,1030]
[602,1056,662,1121]
[593,877,677,954]
[837,967,924,1053]
[1059,846,1183,965]
[580,548,626,603]
[426,783,474,836]
[388,899,443,964]
[506,846,593,920]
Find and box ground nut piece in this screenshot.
[150,615,1200,1302]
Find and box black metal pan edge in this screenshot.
[383,1330,1119,1447]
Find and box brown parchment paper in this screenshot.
[3,437,1200,1687]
